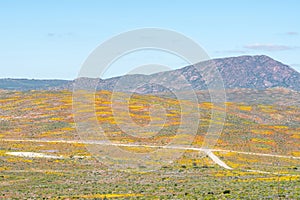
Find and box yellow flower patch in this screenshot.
[238,105,252,112]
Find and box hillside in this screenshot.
[0,90,299,198]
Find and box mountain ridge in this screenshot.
[1,55,299,92]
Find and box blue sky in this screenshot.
[0,0,299,79]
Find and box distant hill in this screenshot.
[1,55,299,92]
[0,79,69,91]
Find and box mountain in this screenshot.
[1,55,299,92]
[210,55,299,90]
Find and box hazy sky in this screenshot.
[0,0,300,79]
